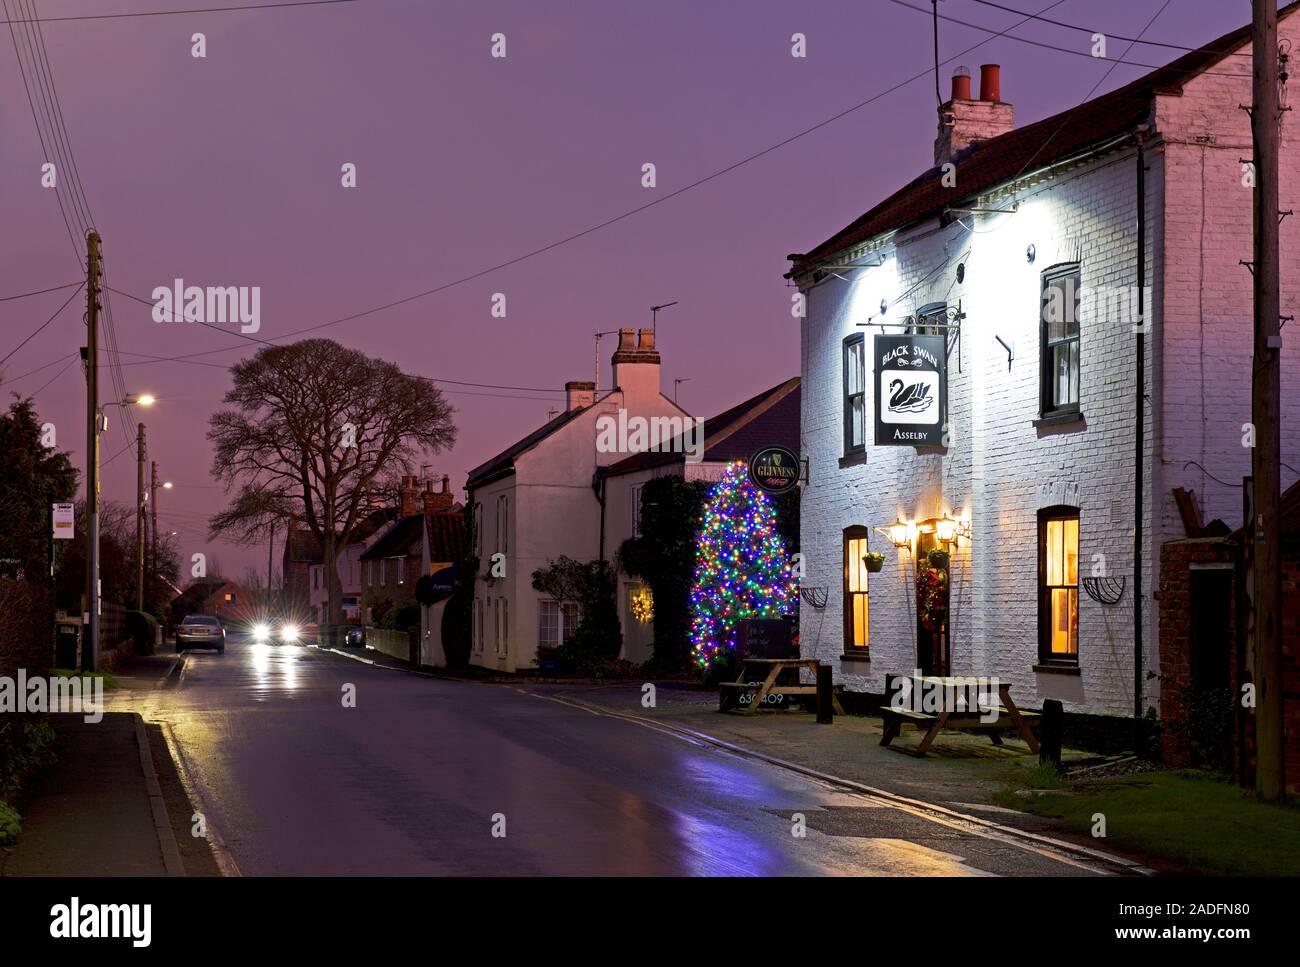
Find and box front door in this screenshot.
[915,532,950,676]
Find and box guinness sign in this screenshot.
[748,446,800,494]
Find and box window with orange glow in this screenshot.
[1038,508,1079,660]
[843,526,870,652]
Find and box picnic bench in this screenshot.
[879,674,1041,756]
[719,658,844,715]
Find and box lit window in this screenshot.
[1038,507,1080,661]
[843,335,865,454]
[630,484,643,539]
[1040,264,1081,416]
[843,526,870,651]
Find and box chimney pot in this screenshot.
[951,67,971,102]
[441,475,450,494]
[616,328,637,352]
[638,328,655,351]
[979,64,1001,102]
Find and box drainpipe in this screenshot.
[1133,135,1147,738]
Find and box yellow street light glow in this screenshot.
[162,481,173,489]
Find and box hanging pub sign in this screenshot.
[748,446,800,494]
[873,333,946,447]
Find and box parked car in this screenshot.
[345,627,365,648]
[176,614,226,653]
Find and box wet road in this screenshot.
[110,637,1105,876]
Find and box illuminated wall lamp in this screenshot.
[888,518,911,550]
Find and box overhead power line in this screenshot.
[0,0,358,25]
[0,282,83,367]
[0,280,82,302]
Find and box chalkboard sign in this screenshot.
[737,618,794,659]
[735,619,795,709]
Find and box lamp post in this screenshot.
[150,467,172,610]
[85,393,154,670]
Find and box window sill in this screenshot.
[1033,662,1081,676]
[840,651,871,664]
[1032,411,1084,429]
[838,452,866,469]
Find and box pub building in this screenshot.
[787,31,1300,726]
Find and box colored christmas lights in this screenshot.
[689,461,797,668]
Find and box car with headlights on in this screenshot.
[176,614,226,653]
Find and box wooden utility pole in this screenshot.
[135,423,147,611]
[83,231,101,672]
[1250,0,1284,801]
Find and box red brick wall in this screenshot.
[1159,536,1299,794]
[1158,539,1237,766]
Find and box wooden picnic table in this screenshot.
[879,674,1041,756]
[719,658,844,715]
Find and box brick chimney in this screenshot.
[934,65,1013,167]
[564,380,595,411]
[399,474,421,517]
[610,328,662,399]
[423,475,453,515]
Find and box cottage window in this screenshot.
[538,599,581,648]
[496,597,509,655]
[843,335,865,455]
[495,495,509,554]
[475,599,484,653]
[1038,506,1080,661]
[473,502,483,556]
[630,484,643,539]
[1040,264,1081,416]
[843,526,870,651]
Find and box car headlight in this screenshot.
[252,623,270,640]
[280,624,300,642]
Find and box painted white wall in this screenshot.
[469,379,691,672]
[797,20,1300,719]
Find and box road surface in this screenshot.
[109,636,1108,876]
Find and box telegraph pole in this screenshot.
[1250,0,1284,801]
[83,231,101,673]
[135,423,147,611]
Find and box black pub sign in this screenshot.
[748,446,800,494]
[873,333,946,447]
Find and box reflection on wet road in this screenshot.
[109,638,1101,876]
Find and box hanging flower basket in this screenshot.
[862,552,886,573]
[927,548,950,571]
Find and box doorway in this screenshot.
[915,531,950,676]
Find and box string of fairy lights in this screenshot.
[689,461,798,669]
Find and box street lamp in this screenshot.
[888,518,911,550]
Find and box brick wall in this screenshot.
[1157,538,1237,766]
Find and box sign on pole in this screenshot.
[873,333,946,446]
[748,446,800,495]
[52,502,75,540]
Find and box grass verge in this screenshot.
[997,769,1300,875]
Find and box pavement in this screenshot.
[44,634,1140,876]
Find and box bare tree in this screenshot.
[208,339,456,629]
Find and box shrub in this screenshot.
[382,602,422,631]
[126,610,159,656]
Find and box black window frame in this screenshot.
[842,334,866,456]
[843,525,870,653]
[1037,505,1081,664]
[1039,263,1082,418]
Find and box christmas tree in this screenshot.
[689,461,798,668]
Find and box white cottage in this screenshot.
[465,328,691,672]
[789,13,1300,723]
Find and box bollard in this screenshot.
[1040,698,1063,769]
[816,664,834,724]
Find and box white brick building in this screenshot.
[789,12,1300,719]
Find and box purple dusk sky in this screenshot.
[0,0,1251,578]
